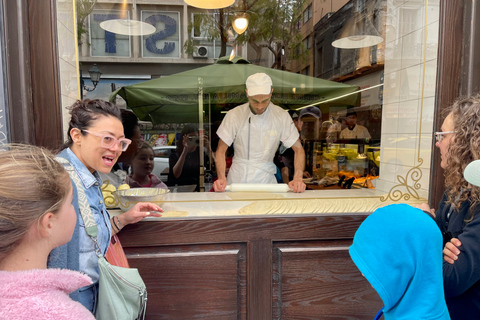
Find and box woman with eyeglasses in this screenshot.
[418,96,480,320]
[48,99,162,314]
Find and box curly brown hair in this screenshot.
[444,95,480,212]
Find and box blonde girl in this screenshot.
[0,144,94,320]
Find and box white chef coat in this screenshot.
[217,102,299,184]
[339,124,371,139]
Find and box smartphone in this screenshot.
[187,136,200,147]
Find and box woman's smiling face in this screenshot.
[71,115,125,174]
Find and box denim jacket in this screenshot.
[49,148,112,283]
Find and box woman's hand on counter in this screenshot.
[120,202,163,225]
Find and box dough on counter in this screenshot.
[159,211,189,217]
[239,199,322,215]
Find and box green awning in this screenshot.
[110,56,360,124]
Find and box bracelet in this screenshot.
[111,216,121,231]
[115,215,124,228]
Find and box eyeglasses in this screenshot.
[435,131,455,142]
[82,130,132,151]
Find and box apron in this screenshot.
[227,107,280,184]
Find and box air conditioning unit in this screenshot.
[193,46,208,58]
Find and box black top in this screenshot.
[435,191,480,320]
[167,149,209,191]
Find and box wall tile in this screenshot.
[383,70,401,104]
[418,133,434,169]
[395,133,417,167]
[422,59,438,97]
[401,28,424,69]
[400,1,426,35]
[382,102,399,134]
[419,96,435,134]
[397,99,419,134]
[380,133,399,165]
[399,64,422,102]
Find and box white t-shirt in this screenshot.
[339,125,371,139]
[217,102,299,184]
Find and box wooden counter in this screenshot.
[118,212,384,319]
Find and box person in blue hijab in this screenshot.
[349,204,450,320]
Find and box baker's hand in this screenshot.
[121,202,163,225]
[444,238,462,264]
[288,178,306,193]
[213,177,227,192]
[416,203,436,218]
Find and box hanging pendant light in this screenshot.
[184,0,235,9]
[100,19,156,36]
[232,11,249,34]
[332,0,383,49]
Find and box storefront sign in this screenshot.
[142,11,180,58]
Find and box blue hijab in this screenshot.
[350,204,450,320]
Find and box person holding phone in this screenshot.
[167,124,211,191]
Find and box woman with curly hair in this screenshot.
[419,95,480,320]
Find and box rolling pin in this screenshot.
[225,183,291,192]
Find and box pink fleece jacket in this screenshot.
[0,268,95,320]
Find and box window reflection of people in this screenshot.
[280,110,314,182]
[298,106,322,141]
[168,124,210,191]
[339,110,371,140]
[213,73,306,193]
[126,142,168,189]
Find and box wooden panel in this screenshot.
[272,240,382,320]
[3,0,61,147]
[28,0,62,149]
[247,239,272,319]
[3,0,35,144]
[118,214,367,247]
[125,243,247,319]
[430,0,465,207]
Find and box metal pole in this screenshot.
[198,77,205,192]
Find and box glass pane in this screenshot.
[55,0,440,207]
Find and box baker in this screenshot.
[213,73,306,193]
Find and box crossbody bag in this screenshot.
[56,156,148,320]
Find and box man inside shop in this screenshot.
[213,73,306,193]
[339,109,371,140]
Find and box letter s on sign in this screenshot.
[145,14,177,55]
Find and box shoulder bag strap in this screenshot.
[55,156,99,239]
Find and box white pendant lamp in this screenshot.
[184,0,235,9]
[332,0,383,49]
[100,19,156,36]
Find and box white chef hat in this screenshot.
[246,73,272,96]
[464,160,480,187]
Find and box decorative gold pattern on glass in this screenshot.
[381,0,430,202]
